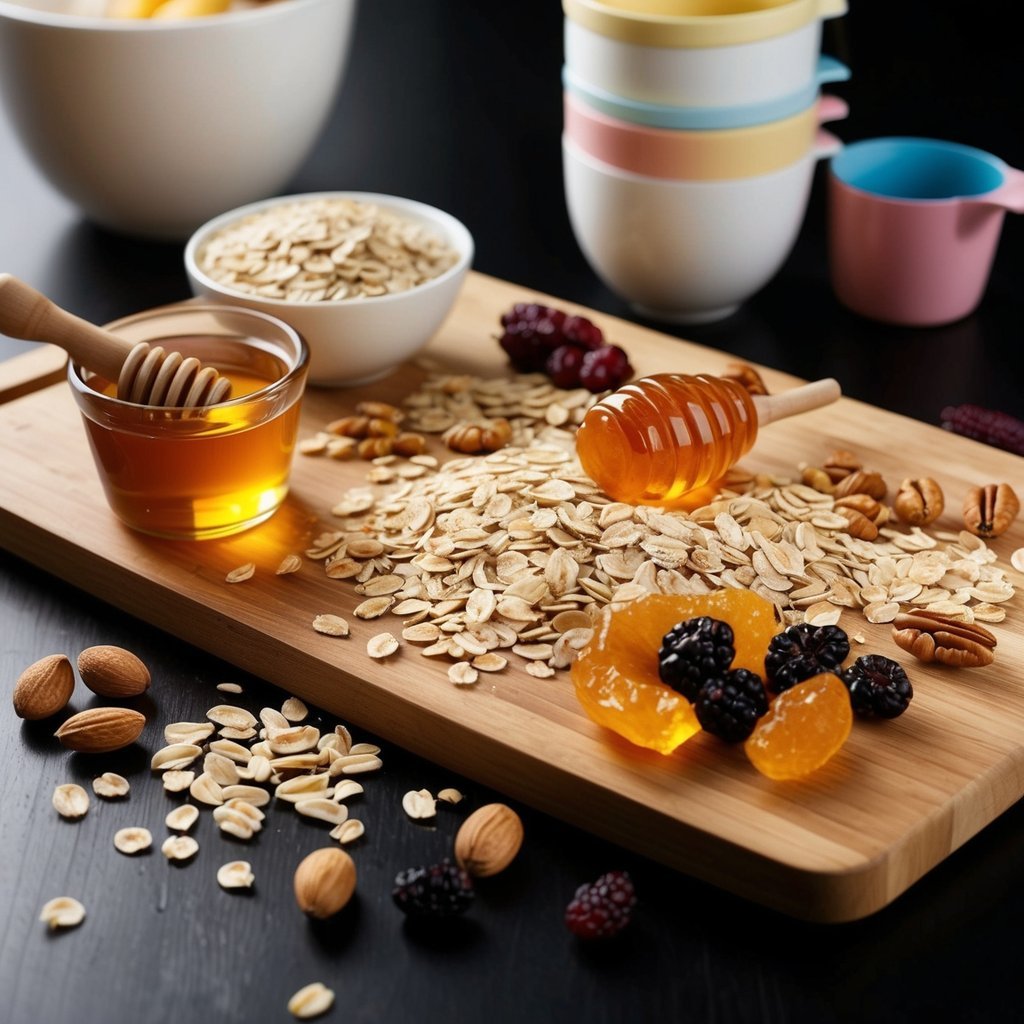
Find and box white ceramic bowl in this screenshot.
[184,191,474,387]
[562,134,837,323]
[563,0,845,107]
[0,0,356,240]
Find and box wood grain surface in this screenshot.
[1,271,1022,922]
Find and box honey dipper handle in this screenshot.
[0,273,135,382]
[751,378,841,427]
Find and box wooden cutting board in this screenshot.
[2,271,1023,922]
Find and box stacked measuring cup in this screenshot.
[562,0,849,323]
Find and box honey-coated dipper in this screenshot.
[0,273,232,407]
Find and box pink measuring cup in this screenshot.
[828,137,1024,326]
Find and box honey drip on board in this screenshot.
[575,373,759,507]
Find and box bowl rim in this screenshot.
[0,0,337,32]
[184,190,475,311]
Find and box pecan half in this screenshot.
[443,417,512,454]
[722,361,768,396]
[894,477,944,527]
[834,493,889,526]
[836,506,879,541]
[833,470,888,501]
[823,449,862,484]
[891,610,996,668]
[963,483,1020,538]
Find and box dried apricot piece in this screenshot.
[744,673,852,780]
[571,591,781,754]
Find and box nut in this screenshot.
[893,477,945,527]
[357,436,394,459]
[833,493,889,526]
[892,610,996,668]
[355,400,404,423]
[823,449,862,483]
[54,707,146,753]
[963,483,1020,538]
[800,467,834,494]
[77,645,150,698]
[454,802,524,877]
[832,470,887,501]
[443,417,512,454]
[721,361,768,396]
[835,506,879,541]
[327,415,370,438]
[392,432,428,457]
[12,654,75,720]
[293,847,356,919]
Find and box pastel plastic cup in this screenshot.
[563,56,849,130]
[829,138,1024,326]
[563,130,841,323]
[564,90,848,180]
[563,0,846,107]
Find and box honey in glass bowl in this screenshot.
[68,305,308,540]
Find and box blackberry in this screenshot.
[658,617,736,702]
[841,654,913,718]
[764,623,850,692]
[694,668,769,743]
[392,859,474,919]
[565,870,636,940]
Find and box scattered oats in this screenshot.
[804,601,843,627]
[92,773,129,799]
[206,705,258,730]
[354,596,394,620]
[972,602,1007,623]
[162,770,196,793]
[864,600,901,624]
[330,818,365,844]
[525,661,556,678]
[151,744,203,772]
[312,614,350,637]
[165,805,200,832]
[217,860,255,890]
[402,788,437,820]
[367,632,400,659]
[189,772,225,806]
[276,774,331,803]
[448,662,479,685]
[225,562,255,583]
[288,981,335,1020]
[437,787,464,804]
[281,697,309,722]
[164,722,215,746]
[203,752,241,787]
[52,784,89,819]
[161,835,199,862]
[114,827,152,855]
[220,785,271,807]
[1011,548,1024,573]
[296,798,349,826]
[208,739,254,764]
[334,752,383,775]
[852,632,867,644]
[216,682,244,695]
[276,553,304,575]
[471,652,507,672]
[349,742,381,755]
[218,725,258,741]
[331,779,364,802]
[268,724,321,755]
[40,897,85,930]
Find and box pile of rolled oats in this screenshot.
[196,197,459,302]
[303,367,1018,682]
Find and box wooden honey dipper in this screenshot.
[0,273,232,407]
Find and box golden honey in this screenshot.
[575,373,758,506]
[69,307,308,540]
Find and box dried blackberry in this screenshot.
[392,859,474,919]
[841,655,913,718]
[694,668,769,743]
[941,404,1024,457]
[764,623,850,692]
[658,616,735,702]
[565,870,636,940]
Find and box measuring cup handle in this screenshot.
[812,129,842,161]
[817,94,849,127]
[816,0,848,20]
[977,167,1024,214]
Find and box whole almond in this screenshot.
[293,847,356,919]
[55,707,146,753]
[77,646,151,698]
[454,803,524,877]
[13,654,75,720]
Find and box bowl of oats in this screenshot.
[184,192,474,386]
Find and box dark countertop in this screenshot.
[2,3,1023,1023]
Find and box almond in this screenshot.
[77,645,151,698]
[13,654,75,720]
[454,802,524,877]
[55,707,146,753]
[293,847,356,919]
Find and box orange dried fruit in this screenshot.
[571,591,781,754]
[744,673,852,780]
